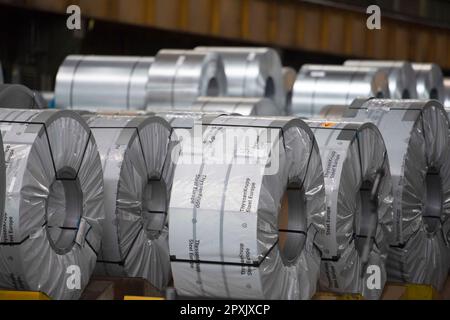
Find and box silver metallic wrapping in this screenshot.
[169,115,326,299]
[305,120,393,299]
[444,78,450,109]
[55,55,155,110]
[85,114,175,290]
[195,47,286,114]
[344,60,417,99]
[146,50,226,110]
[412,63,444,102]
[0,84,46,109]
[322,99,450,290]
[192,96,280,116]
[290,65,390,117]
[0,109,104,299]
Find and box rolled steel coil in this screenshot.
[0,109,104,299]
[290,65,390,117]
[55,55,155,110]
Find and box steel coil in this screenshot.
[169,115,326,299]
[0,109,104,299]
[146,49,227,110]
[195,47,286,114]
[444,78,450,109]
[344,60,417,99]
[306,119,393,299]
[84,114,175,290]
[412,63,444,102]
[55,55,155,110]
[290,65,390,117]
[321,99,450,290]
[0,84,46,109]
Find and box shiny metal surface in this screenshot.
[55,55,154,110]
[146,49,226,110]
[344,60,417,99]
[291,65,390,117]
[192,96,280,116]
[195,47,286,114]
[444,78,450,109]
[412,63,444,102]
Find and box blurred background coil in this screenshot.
[305,119,393,299]
[320,99,450,290]
[169,115,326,299]
[146,49,226,110]
[412,63,444,102]
[195,47,286,114]
[0,109,104,299]
[290,65,390,117]
[84,114,175,290]
[444,78,450,109]
[344,60,417,99]
[54,55,155,110]
[282,67,297,113]
[192,96,279,116]
[0,84,46,109]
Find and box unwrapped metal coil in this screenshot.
[412,63,444,102]
[344,60,417,99]
[444,78,450,109]
[305,119,393,299]
[192,96,280,116]
[169,115,326,299]
[290,65,390,117]
[0,109,104,299]
[283,67,297,112]
[146,49,227,110]
[0,84,46,109]
[195,47,286,114]
[85,114,175,290]
[55,55,155,110]
[321,99,450,290]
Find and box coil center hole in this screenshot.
[429,88,439,100]
[264,77,275,100]
[46,168,83,255]
[278,183,307,266]
[142,178,167,240]
[423,168,443,234]
[401,89,410,99]
[206,78,220,96]
[354,180,378,262]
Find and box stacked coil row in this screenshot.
[0,49,447,300]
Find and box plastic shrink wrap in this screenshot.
[169,115,327,299]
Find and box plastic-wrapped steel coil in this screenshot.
[0,109,104,299]
[169,115,326,299]
[320,99,450,290]
[84,114,176,290]
[305,119,393,299]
